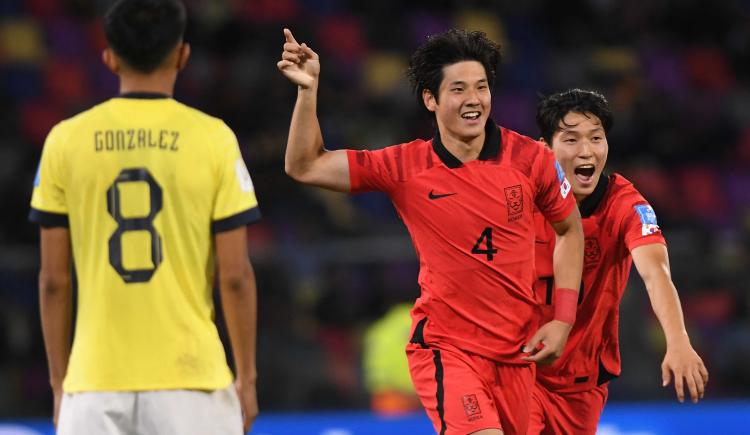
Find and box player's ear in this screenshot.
[422,89,437,112]
[102,48,119,74]
[176,42,191,71]
[539,137,553,149]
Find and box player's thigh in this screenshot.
[534,384,607,435]
[137,386,242,435]
[57,391,136,435]
[490,363,536,435]
[526,383,558,435]
[527,383,551,435]
[407,343,501,435]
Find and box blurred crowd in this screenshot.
[0,0,748,417]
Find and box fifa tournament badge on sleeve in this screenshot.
[634,204,660,236]
[33,164,41,187]
[235,158,255,192]
[554,161,571,199]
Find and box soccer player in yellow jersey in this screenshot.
[29,1,259,433]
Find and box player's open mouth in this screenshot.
[574,164,596,184]
[461,111,481,120]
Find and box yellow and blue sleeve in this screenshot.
[29,124,69,227]
[211,123,261,233]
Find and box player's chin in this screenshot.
[571,181,596,199]
[456,122,485,140]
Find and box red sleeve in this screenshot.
[619,194,667,250]
[347,147,398,193]
[533,145,576,223]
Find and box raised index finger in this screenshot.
[283,28,298,44]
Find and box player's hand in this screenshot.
[522,320,573,365]
[277,28,320,89]
[661,338,708,403]
[52,384,62,428]
[235,378,259,433]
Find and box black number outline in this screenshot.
[106,168,163,283]
[471,227,499,261]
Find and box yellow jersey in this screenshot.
[30,94,260,392]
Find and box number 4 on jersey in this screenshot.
[472,227,498,261]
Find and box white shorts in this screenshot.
[56,386,242,435]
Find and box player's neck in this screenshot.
[440,130,485,163]
[118,71,176,97]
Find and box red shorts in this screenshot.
[528,382,608,435]
[406,342,535,435]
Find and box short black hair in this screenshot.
[406,29,501,114]
[104,0,187,73]
[536,89,614,145]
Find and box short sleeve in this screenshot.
[533,146,576,223]
[621,200,666,250]
[211,124,261,233]
[29,124,69,227]
[347,147,399,194]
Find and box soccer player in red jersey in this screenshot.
[278,29,584,434]
[528,89,709,435]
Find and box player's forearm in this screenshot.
[219,264,258,383]
[285,85,325,182]
[552,215,584,291]
[644,275,690,346]
[39,273,73,389]
[633,245,691,346]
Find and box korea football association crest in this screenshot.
[504,184,523,222]
[634,204,660,236]
[554,161,571,199]
[584,237,601,269]
[462,394,482,421]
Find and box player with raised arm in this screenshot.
[529,89,709,434]
[30,1,259,433]
[278,28,584,435]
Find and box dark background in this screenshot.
[0,0,748,417]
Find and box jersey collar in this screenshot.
[579,173,610,218]
[431,120,502,169]
[117,92,170,99]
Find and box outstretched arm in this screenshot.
[524,207,584,364]
[39,227,73,427]
[277,28,350,191]
[632,243,708,403]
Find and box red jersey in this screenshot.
[348,121,575,363]
[533,173,665,392]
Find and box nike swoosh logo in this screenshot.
[428,190,457,200]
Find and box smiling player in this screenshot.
[278,28,584,435]
[529,89,709,434]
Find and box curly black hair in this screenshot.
[104,0,187,73]
[536,89,614,145]
[406,29,501,114]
